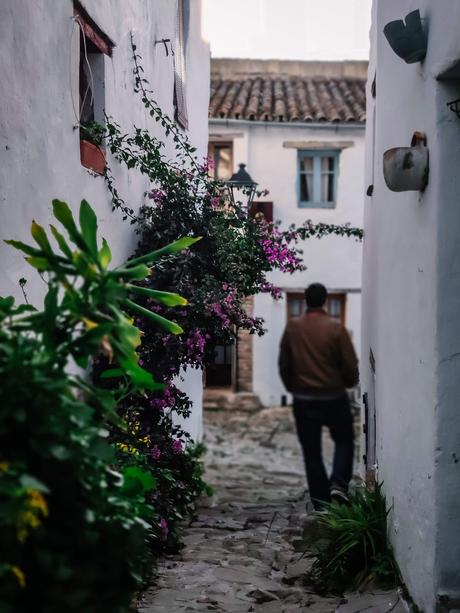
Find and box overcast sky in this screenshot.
[202,0,371,61]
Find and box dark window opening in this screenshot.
[74,2,113,173]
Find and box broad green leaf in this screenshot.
[122,466,156,492]
[31,221,52,253]
[127,285,187,306]
[79,199,98,257]
[127,236,202,266]
[118,355,164,390]
[4,239,42,258]
[98,238,112,269]
[0,296,15,312]
[124,298,183,334]
[50,224,73,258]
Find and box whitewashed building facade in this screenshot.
[363,2,460,610]
[207,59,366,407]
[0,0,210,440]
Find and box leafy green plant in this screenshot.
[0,199,198,611]
[80,121,106,147]
[295,484,400,595]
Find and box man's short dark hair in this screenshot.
[305,283,327,308]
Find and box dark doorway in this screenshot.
[206,344,233,387]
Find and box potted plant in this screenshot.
[80,121,106,175]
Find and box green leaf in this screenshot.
[122,466,156,492]
[109,264,150,281]
[127,285,188,306]
[50,224,73,258]
[19,474,50,493]
[25,256,51,271]
[52,199,86,249]
[4,239,42,257]
[117,355,164,390]
[79,199,98,257]
[98,238,112,269]
[31,220,52,253]
[127,236,202,266]
[100,368,124,379]
[124,298,183,334]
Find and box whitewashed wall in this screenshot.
[363,1,460,609]
[0,0,210,441]
[210,121,365,406]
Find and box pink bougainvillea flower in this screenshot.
[159,517,169,538]
[150,445,161,460]
[172,439,184,454]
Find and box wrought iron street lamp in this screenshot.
[224,163,258,211]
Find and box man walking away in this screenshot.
[278,283,359,510]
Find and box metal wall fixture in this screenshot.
[447,98,460,119]
[383,9,428,64]
[224,164,258,210]
[383,132,429,192]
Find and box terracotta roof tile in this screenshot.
[209,62,367,124]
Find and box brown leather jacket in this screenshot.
[278,309,359,395]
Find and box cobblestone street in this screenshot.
[139,407,404,613]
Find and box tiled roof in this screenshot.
[209,60,367,124]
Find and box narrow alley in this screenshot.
[139,407,403,613]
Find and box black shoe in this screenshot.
[330,485,350,505]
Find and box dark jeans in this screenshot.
[293,394,354,509]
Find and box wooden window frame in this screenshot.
[286,291,346,325]
[74,1,113,57]
[208,141,234,181]
[297,149,340,209]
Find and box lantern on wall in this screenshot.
[224,164,258,211]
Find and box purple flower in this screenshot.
[172,439,183,454]
[159,517,169,537]
[150,445,161,460]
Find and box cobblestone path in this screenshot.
[138,407,404,613]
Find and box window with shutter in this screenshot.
[174,0,189,130]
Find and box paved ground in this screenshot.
[138,407,405,613]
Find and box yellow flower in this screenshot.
[0,461,9,472]
[17,490,48,542]
[83,318,98,330]
[11,566,26,588]
[27,490,48,517]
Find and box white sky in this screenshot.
[202,0,371,61]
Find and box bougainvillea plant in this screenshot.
[82,35,363,550]
[0,200,199,610]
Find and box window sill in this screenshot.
[80,140,106,175]
[297,201,336,209]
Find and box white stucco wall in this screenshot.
[363,2,460,609]
[210,121,365,406]
[0,0,209,440]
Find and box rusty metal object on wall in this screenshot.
[383,132,429,192]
